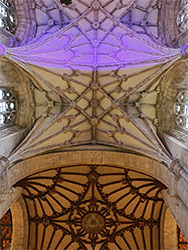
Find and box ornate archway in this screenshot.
[14,164,166,250]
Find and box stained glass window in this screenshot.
[178,227,188,250]
[0,88,17,126]
[0,209,12,250]
[174,91,188,129]
[0,0,17,33]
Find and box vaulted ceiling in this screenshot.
[15,165,166,250]
[3,0,182,164]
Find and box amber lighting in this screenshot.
[15,165,166,250]
[0,210,12,250]
[178,227,188,250]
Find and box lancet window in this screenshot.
[0,88,17,126]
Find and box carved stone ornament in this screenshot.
[0,157,9,198]
[179,45,188,58]
[0,44,7,56]
[170,159,182,176]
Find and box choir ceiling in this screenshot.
[15,165,166,250]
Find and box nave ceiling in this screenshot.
[0,0,185,164]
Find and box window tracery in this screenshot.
[0,88,17,126]
[174,91,188,129]
[0,0,17,34]
[177,0,188,33]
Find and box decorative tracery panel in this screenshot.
[0,0,17,33]
[0,88,17,126]
[174,90,188,129]
[177,0,188,33]
[15,165,166,250]
[121,0,162,44]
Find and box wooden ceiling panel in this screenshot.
[15,164,166,249]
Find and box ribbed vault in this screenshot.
[26,0,71,44]
[1,0,182,165]
[15,165,166,250]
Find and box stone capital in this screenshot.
[170,159,182,176]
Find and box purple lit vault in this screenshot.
[0,0,182,164]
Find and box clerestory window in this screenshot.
[174,90,188,129]
[0,88,17,127]
[0,0,17,34]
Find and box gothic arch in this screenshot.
[10,196,29,250]
[158,0,188,48]
[12,151,169,250]
[0,58,34,157]
[156,59,188,173]
[160,203,178,250]
[10,151,170,187]
[8,150,188,243]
